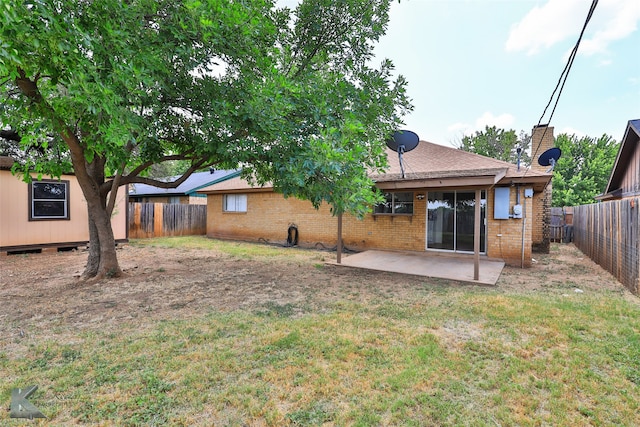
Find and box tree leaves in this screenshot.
[458,126,531,165]
[1,0,409,217]
[552,134,619,207]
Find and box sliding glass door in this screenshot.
[427,191,486,253]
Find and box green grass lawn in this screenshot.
[1,238,639,426]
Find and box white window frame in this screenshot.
[223,194,247,212]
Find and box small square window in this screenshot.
[29,180,70,220]
[223,194,247,212]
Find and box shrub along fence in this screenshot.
[572,198,640,295]
[128,203,207,238]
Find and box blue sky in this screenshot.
[373,0,640,147]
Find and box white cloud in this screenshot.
[506,0,640,56]
[474,112,516,131]
[558,126,586,138]
[505,0,585,55]
[447,122,470,134]
[445,113,516,144]
[578,0,640,55]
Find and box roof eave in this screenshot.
[198,186,273,195]
[602,119,640,194]
[376,170,507,190]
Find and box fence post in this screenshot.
[153,203,164,237]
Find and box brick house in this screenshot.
[199,126,555,267]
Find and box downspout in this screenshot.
[521,188,526,269]
[337,212,343,264]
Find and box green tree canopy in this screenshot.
[0,0,411,279]
[552,134,619,207]
[457,126,531,165]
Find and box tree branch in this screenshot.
[118,158,212,189]
[14,68,100,195]
[124,151,196,180]
[0,129,21,142]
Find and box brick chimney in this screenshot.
[530,124,554,254]
[531,124,555,173]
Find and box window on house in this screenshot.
[223,194,247,212]
[29,180,70,220]
[374,192,414,215]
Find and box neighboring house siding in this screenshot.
[188,195,208,205]
[207,189,535,267]
[0,168,128,251]
[621,145,640,197]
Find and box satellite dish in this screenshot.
[538,147,562,172]
[386,130,419,178]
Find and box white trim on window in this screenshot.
[223,194,247,212]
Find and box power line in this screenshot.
[529,0,599,167]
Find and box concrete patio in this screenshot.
[334,250,505,285]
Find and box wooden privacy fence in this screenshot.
[128,203,207,238]
[572,198,640,295]
[550,207,574,243]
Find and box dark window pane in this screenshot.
[33,201,66,217]
[394,192,413,213]
[374,192,393,213]
[427,192,455,250]
[33,182,66,200]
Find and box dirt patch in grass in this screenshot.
[0,240,633,341]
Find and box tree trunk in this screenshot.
[83,216,101,279]
[79,186,122,279]
[13,70,124,280]
[76,156,122,279]
[90,204,121,279]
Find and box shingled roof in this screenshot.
[373,141,551,191]
[199,141,552,194]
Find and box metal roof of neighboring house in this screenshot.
[597,119,640,200]
[198,141,552,194]
[129,169,240,197]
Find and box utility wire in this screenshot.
[528,0,598,172]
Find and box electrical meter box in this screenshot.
[513,204,523,219]
[494,187,510,219]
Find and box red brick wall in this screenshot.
[486,187,533,267]
[531,125,555,253]
[207,192,426,251]
[207,189,537,267]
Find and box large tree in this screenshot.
[457,126,531,165]
[0,0,411,279]
[552,133,619,207]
